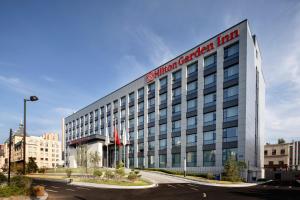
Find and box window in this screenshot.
[173,70,182,83]
[148,98,155,108]
[172,153,181,167]
[224,85,238,102]
[172,87,181,98]
[204,53,216,68]
[223,106,238,122]
[222,148,238,164]
[172,136,181,146]
[187,99,197,112]
[129,119,134,128]
[138,157,144,168]
[203,131,216,145]
[172,120,181,132]
[203,112,216,126]
[172,104,181,116]
[203,150,215,166]
[148,155,155,168]
[187,152,197,167]
[107,103,111,111]
[159,139,167,149]
[224,43,239,59]
[187,116,197,129]
[148,112,155,123]
[113,100,118,109]
[129,106,134,116]
[138,115,144,126]
[187,81,197,93]
[224,64,239,81]
[272,149,276,155]
[148,83,155,93]
[186,134,197,147]
[159,124,167,135]
[138,88,144,98]
[148,141,155,151]
[204,92,216,107]
[280,149,285,155]
[138,143,144,152]
[160,93,167,104]
[204,73,216,88]
[269,161,274,166]
[187,62,198,75]
[264,150,268,156]
[223,127,238,142]
[129,92,135,103]
[121,109,126,118]
[279,161,284,166]
[160,77,167,88]
[159,155,167,168]
[148,127,155,137]
[138,102,144,112]
[159,108,167,120]
[129,131,135,140]
[138,129,144,139]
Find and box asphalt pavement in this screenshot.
[33,179,300,200]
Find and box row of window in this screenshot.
[129,147,237,168]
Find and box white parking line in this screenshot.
[190,187,199,191]
[66,188,75,191]
[167,184,177,188]
[46,189,58,193]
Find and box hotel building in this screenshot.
[64,19,265,179]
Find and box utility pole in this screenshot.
[23,99,26,175]
[8,129,12,185]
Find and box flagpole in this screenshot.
[107,144,109,168]
[114,119,116,168]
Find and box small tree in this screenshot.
[223,156,247,182]
[89,151,101,169]
[27,157,38,173]
[278,138,286,144]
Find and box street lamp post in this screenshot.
[23,96,38,175]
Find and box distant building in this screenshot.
[4,123,62,169]
[0,144,5,171]
[264,141,300,171]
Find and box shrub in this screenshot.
[27,157,38,173]
[104,170,114,180]
[66,169,72,178]
[0,172,7,184]
[0,185,26,197]
[115,167,125,178]
[38,167,46,174]
[93,170,103,178]
[128,170,141,182]
[11,176,32,191]
[206,172,214,180]
[116,162,124,169]
[222,156,247,182]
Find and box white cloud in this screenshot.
[54,107,76,116]
[0,75,34,95]
[42,75,56,83]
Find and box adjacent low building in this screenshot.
[3,123,62,169]
[64,19,265,180]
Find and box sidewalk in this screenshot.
[69,181,157,189]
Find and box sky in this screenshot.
[0,0,300,144]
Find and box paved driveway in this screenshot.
[138,170,189,184]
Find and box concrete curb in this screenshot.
[31,177,68,183]
[69,181,158,189]
[143,170,258,188]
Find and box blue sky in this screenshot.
[0,0,300,144]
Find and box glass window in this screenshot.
[138,129,144,139]
[159,124,167,135]
[148,83,155,93]
[138,157,144,168]
[121,97,126,106]
[172,120,181,132]
[129,119,134,128]
[223,106,238,122]
[138,102,144,112]
[203,150,216,166]
[148,141,155,151]
[186,134,197,146]
[172,104,181,114]
[187,62,198,75]
[148,155,155,168]
[172,153,181,167]
[107,103,111,111]
[187,99,197,112]
[222,148,238,164]
[138,143,144,152]
[204,73,216,88]
[203,131,216,145]
[138,115,144,125]
[172,87,181,98]
[148,112,155,123]
[187,152,197,167]
[121,109,126,118]
[129,92,135,102]
[173,70,182,82]
[187,116,197,129]
[159,139,167,149]
[129,106,134,115]
[204,53,216,68]
[129,131,135,140]
[172,136,181,146]
[160,93,167,104]
[138,88,144,98]
[148,127,155,137]
[159,155,167,168]
[159,108,167,119]
[203,112,216,126]
[224,64,239,81]
[224,43,239,59]
[224,85,238,101]
[160,77,167,88]
[113,100,118,109]
[187,81,197,92]
[148,98,155,108]
[223,127,238,142]
[204,92,216,107]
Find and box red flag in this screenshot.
[114,127,121,146]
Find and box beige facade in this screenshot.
[4,124,62,169]
[0,144,5,171]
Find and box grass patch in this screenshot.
[76,178,151,186]
[26,174,66,180]
[0,185,27,197]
